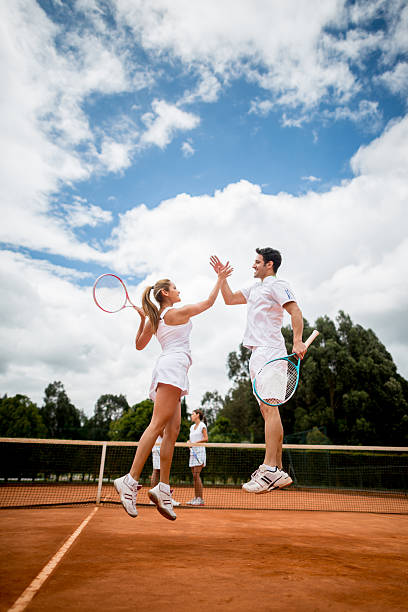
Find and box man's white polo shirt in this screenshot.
[240,276,296,349]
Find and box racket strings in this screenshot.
[255,359,299,404]
[94,275,127,313]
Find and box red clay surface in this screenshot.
[1,506,407,612]
[1,484,407,514]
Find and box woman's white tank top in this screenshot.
[156,307,192,356]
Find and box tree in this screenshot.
[40,381,82,439]
[86,394,130,440]
[178,397,191,441]
[208,415,240,442]
[282,312,408,445]
[109,399,154,441]
[211,312,408,445]
[215,343,263,442]
[0,394,47,438]
[200,390,224,428]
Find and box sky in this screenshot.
[1,0,408,418]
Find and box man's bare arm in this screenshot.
[283,301,307,359]
[209,255,246,305]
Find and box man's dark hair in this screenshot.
[256,247,282,273]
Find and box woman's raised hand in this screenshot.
[133,305,146,319]
[217,262,233,280]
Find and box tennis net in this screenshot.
[0,438,407,514]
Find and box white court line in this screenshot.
[8,506,99,612]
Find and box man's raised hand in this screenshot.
[210,255,228,274]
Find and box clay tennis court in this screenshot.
[1,505,407,612]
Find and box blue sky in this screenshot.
[1,0,408,417]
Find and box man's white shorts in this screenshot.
[249,346,287,405]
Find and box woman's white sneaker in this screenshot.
[148,483,177,520]
[186,497,204,506]
[114,475,141,517]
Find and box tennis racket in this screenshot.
[93,273,136,313]
[253,330,320,407]
[189,446,201,463]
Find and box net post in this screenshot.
[96,442,107,505]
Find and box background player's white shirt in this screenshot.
[189,421,207,443]
[240,276,296,349]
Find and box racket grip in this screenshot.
[305,329,319,348]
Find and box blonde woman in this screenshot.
[187,409,208,506]
[114,264,232,521]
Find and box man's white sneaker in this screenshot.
[186,498,197,505]
[276,471,293,489]
[148,483,177,520]
[114,475,141,517]
[242,465,292,493]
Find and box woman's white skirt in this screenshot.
[152,445,161,470]
[189,446,206,467]
[149,351,192,401]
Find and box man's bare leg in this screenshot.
[260,404,283,468]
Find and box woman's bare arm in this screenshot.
[134,307,154,350]
[165,264,233,324]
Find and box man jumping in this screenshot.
[210,248,307,493]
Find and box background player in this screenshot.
[186,409,208,506]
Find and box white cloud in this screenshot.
[378,61,408,96]
[98,138,135,173]
[323,100,383,131]
[302,176,321,182]
[1,0,407,265]
[140,99,200,149]
[181,140,195,157]
[114,0,386,113]
[60,199,113,228]
[350,114,408,177]
[181,69,222,105]
[249,99,274,117]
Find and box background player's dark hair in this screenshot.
[256,247,282,273]
[193,408,207,425]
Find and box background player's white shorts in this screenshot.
[249,345,287,405]
[152,445,160,470]
[149,351,192,401]
[189,446,206,467]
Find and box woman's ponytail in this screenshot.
[141,279,171,333]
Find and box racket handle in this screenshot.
[304,329,319,348]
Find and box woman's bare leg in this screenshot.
[129,384,181,481]
[192,465,204,499]
[150,469,160,488]
[159,401,181,484]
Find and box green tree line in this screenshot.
[1,312,407,445]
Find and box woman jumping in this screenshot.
[114,264,232,521]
